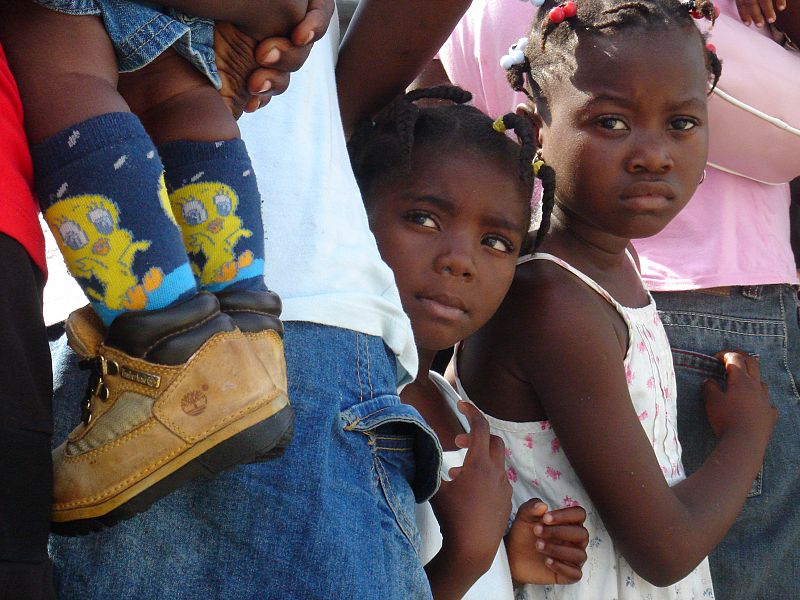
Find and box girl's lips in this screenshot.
[417,295,467,320]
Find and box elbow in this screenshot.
[624,541,703,587]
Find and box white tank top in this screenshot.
[452,252,715,599]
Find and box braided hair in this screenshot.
[505,0,722,248]
[348,86,536,238]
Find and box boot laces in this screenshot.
[78,356,119,425]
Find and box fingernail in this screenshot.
[258,81,272,94]
[768,17,775,22]
[543,513,554,524]
[303,31,314,46]
[545,558,554,565]
[536,540,545,550]
[263,48,280,64]
[534,525,544,535]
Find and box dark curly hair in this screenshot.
[503,0,721,248]
[348,85,537,238]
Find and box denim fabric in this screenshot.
[48,321,440,600]
[32,0,219,87]
[655,285,800,600]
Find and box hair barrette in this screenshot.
[686,1,719,20]
[500,37,530,70]
[548,1,577,24]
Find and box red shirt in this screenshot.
[0,43,46,275]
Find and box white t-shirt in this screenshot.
[42,9,418,386]
[416,371,515,600]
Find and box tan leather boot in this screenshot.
[51,292,293,535]
[215,289,292,460]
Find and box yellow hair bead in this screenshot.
[532,159,545,177]
[492,117,507,133]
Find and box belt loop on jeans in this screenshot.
[741,285,763,300]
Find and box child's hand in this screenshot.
[736,0,786,27]
[430,402,512,572]
[703,351,777,446]
[506,499,588,586]
[214,0,333,117]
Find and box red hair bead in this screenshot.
[690,8,703,18]
[549,6,566,23]
[562,1,578,17]
[706,42,716,53]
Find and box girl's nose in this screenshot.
[434,242,475,280]
[627,132,674,174]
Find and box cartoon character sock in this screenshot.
[158,139,267,293]
[32,112,198,326]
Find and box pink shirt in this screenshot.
[437,0,799,290]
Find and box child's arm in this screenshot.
[336,0,473,138]
[461,269,776,587]
[505,499,589,586]
[424,402,511,600]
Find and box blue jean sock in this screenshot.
[32,112,198,326]
[158,139,267,293]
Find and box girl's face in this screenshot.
[367,147,529,352]
[537,28,709,242]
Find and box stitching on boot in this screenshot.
[141,311,221,358]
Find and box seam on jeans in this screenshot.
[373,454,418,553]
[779,292,800,404]
[662,324,783,337]
[356,332,363,403]
[366,336,373,400]
[659,311,781,326]
[373,446,413,452]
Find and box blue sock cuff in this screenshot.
[157,138,250,170]
[30,113,149,174]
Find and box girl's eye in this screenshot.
[597,117,628,131]
[483,235,514,253]
[406,211,438,229]
[670,118,698,131]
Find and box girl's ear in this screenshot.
[515,103,543,148]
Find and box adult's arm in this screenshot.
[336,0,472,138]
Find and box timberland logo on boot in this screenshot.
[181,385,209,416]
[120,366,161,389]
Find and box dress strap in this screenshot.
[522,252,629,317]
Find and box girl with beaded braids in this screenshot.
[453,1,777,599]
[349,86,590,600]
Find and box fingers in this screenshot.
[546,556,584,584]
[244,68,290,110]
[758,0,778,23]
[290,0,335,47]
[515,498,548,523]
[541,505,587,527]
[254,37,313,73]
[456,401,492,458]
[715,350,761,382]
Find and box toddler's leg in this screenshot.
[0,3,291,535]
[119,51,267,296]
[0,2,197,326]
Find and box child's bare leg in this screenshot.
[0,1,125,145]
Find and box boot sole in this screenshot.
[51,400,294,537]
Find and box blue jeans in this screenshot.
[48,322,440,599]
[655,285,800,600]
[32,0,219,86]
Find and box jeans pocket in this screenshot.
[671,349,762,498]
[341,397,443,554]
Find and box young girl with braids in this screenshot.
[452,1,778,598]
[349,85,589,599]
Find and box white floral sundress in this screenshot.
[453,252,715,600]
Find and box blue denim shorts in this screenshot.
[48,321,440,599]
[655,285,800,600]
[33,0,220,87]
